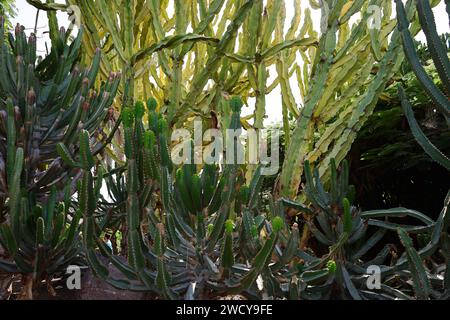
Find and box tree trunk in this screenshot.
[18,275,33,300]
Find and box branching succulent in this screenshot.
[394,0,450,300]
[0,18,120,220]
[0,2,16,28]
[0,0,447,302]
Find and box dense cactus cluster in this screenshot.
[29,0,416,198]
[73,97,333,299]
[0,18,118,299]
[0,168,83,300]
[55,0,318,129]
[0,0,448,301]
[0,19,120,218]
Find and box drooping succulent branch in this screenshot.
[394,0,450,299]
[396,0,450,171]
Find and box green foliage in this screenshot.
[28,0,317,132]
[282,159,447,300]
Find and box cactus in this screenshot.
[395,1,450,299]
[0,149,83,300]
[0,19,120,221]
[79,97,333,299]
[279,0,421,199]
[28,0,317,133]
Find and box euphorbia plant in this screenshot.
[0,17,118,299]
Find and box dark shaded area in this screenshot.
[349,93,450,219]
[348,33,450,219]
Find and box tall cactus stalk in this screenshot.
[279,0,421,199]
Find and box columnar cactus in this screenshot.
[280,0,420,199]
